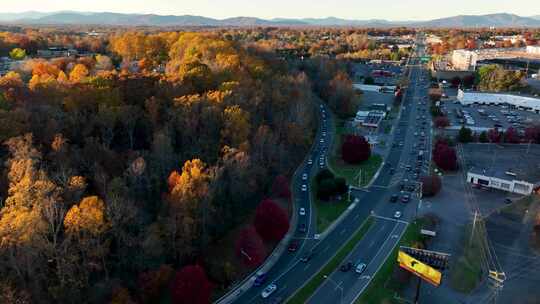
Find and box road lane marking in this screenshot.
[303,263,310,271]
[339,228,347,235]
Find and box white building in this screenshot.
[526,45,540,55]
[467,169,535,195]
[451,50,478,71]
[457,89,540,113]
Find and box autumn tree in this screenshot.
[487,128,502,143]
[341,135,371,164]
[165,159,212,261]
[432,140,458,171]
[221,105,250,148]
[235,225,265,267]
[170,265,213,304]
[421,175,442,197]
[253,199,289,242]
[434,116,450,128]
[457,126,473,143]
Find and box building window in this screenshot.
[514,183,530,193]
[500,183,510,190]
[478,179,489,186]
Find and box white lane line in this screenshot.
[339,228,347,235]
[368,240,376,248]
[303,263,310,271]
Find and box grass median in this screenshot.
[355,218,428,304]
[287,216,375,304]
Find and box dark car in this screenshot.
[407,184,416,192]
[254,273,267,287]
[340,261,353,272]
[504,198,512,204]
[390,194,398,203]
[288,241,298,252]
[298,223,307,233]
[401,194,410,203]
[399,183,406,191]
[389,168,395,175]
[300,251,314,263]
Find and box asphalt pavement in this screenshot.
[232,37,433,304]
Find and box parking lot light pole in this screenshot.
[323,275,343,304]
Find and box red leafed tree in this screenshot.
[525,125,540,143]
[254,199,289,241]
[341,135,371,164]
[432,140,457,171]
[138,265,174,303]
[235,225,265,267]
[434,116,450,128]
[170,265,213,304]
[420,175,442,197]
[504,127,520,143]
[272,175,291,199]
[487,128,501,143]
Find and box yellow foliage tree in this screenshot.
[64,196,109,236]
[69,64,89,83]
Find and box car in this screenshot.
[389,168,395,175]
[401,195,410,203]
[390,194,398,203]
[405,165,412,171]
[319,161,325,167]
[254,273,267,287]
[299,207,306,216]
[261,283,277,298]
[300,251,314,263]
[320,139,324,143]
[288,241,298,252]
[504,198,512,204]
[394,211,402,219]
[407,184,416,192]
[302,173,308,181]
[340,261,353,272]
[322,132,327,136]
[298,223,307,233]
[355,263,367,274]
[301,184,307,192]
[308,159,313,165]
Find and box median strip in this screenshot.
[286,216,375,304]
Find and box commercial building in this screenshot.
[527,45,540,55]
[457,89,540,113]
[463,144,540,196]
[37,47,78,59]
[467,168,535,195]
[451,50,478,71]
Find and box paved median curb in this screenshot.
[286,216,375,304]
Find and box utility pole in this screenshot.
[470,210,478,246]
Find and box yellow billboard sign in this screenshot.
[397,251,442,287]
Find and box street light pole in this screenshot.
[323,275,343,304]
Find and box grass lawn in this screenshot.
[327,119,383,188]
[287,217,375,304]
[355,218,429,304]
[448,223,484,293]
[315,195,349,232]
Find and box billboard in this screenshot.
[397,251,442,287]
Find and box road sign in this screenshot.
[398,251,442,287]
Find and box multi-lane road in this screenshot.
[231,37,433,304]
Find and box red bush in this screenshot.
[432,141,457,171]
[235,225,265,267]
[341,135,371,164]
[504,127,520,143]
[254,199,289,241]
[272,175,291,199]
[487,128,501,143]
[434,116,450,128]
[170,265,213,304]
[421,175,442,197]
[525,125,540,143]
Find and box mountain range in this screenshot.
[1,12,540,27]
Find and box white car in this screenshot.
[308,159,313,165]
[261,283,277,298]
[299,208,306,216]
[302,173,308,181]
[320,139,325,143]
[394,211,402,219]
[301,184,307,192]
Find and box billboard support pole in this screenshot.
[414,276,422,304]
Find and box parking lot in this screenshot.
[354,62,404,86]
[440,100,540,132]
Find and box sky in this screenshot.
[3,0,540,20]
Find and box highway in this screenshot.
[232,36,432,304]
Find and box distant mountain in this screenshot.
[416,13,540,28]
[1,11,540,27]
